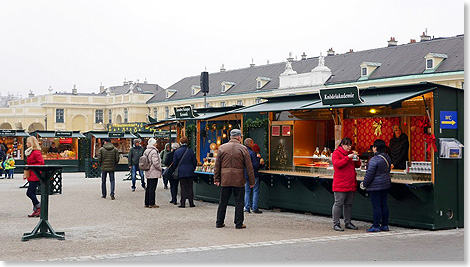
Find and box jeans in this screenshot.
[369,190,389,228]
[216,186,245,227]
[8,169,14,178]
[144,179,158,206]
[244,177,260,211]
[131,165,145,189]
[26,181,40,209]
[101,171,115,197]
[332,191,354,225]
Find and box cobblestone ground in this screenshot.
[0,172,432,261]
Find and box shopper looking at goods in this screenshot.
[24,136,45,217]
[128,138,146,192]
[97,138,120,200]
[361,139,392,232]
[172,136,197,208]
[331,137,361,231]
[214,129,255,229]
[143,138,162,208]
[164,142,180,205]
[243,138,262,214]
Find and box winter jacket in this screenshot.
[160,143,171,167]
[362,152,392,191]
[144,145,162,179]
[97,142,120,172]
[128,145,144,166]
[163,150,176,179]
[4,158,15,170]
[0,150,6,163]
[244,146,260,180]
[172,145,197,178]
[389,133,409,169]
[25,149,45,182]
[214,139,255,187]
[332,146,361,192]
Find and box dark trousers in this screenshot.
[179,177,194,206]
[101,171,115,197]
[169,179,179,203]
[26,181,40,209]
[369,190,389,228]
[145,179,158,206]
[216,186,245,227]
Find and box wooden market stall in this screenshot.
[0,129,29,172]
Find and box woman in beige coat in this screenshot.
[144,138,162,208]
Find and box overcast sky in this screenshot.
[0,0,464,98]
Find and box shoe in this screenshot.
[252,209,263,214]
[149,205,159,208]
[132,189,135,192]
[164,186,168,189]
[178,205,185,208]
[144,205,149,208]
[216,223,225,228]
[169,200,174,204]
[173,202,178,205]
[380,225,390,231]
[101,196,106,199]
[244,209,251,213]
[236,224,246,229]
[142,185,146,190]
[366,227,381,232]
[189,204,196,207]
[111,196,115,200]
[28,208,40,218]
[345,222,358,230]
[334,224,344,231]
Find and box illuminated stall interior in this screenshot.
[0,130,29,160]
[30,131,85,160]
[86,131,137,165]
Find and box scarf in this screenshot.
[25,147,33,157]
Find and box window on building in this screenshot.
[237,100,243,106]
[165,107,169,118]
[426,59,433,69]
[153,108,157,119]
[361,67,367,76]
[220,101,226,107]
[56,109,64,123]
[108,110,112,124]
[124,108,128,123]
[255,98,261,104]
[95,110,104,123]
[257,80,262,89]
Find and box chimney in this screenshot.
[249,58,255,67]
[387,37,398,47]
[301,52,307,60]
[409,39,416,44]
[100,84,105,93]
[144,78,148,84]
[28,90,34,98]
[287,52,294,62]
[420,31,431,42]
[327,48,335,56]
[220,64,226,72]
[123,78,127,85]
[347,49,354,53]
[72,84,77,95]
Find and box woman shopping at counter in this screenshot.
[361,139,392,232]
[331,137,361,231]
[24,136,45,217]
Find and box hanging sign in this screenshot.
[174,106,196,119]
[109,132,124,138]
[108,122,147,133]
[0,130,16,136]
[55,131,73,137]
[440,111,457,129]
[319,86,363,105]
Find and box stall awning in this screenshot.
[302,87,436,110]
[0,130,29,137]
[135,132,155,138]
[35,131,85,138]
[229,96,322,114]
[89,132,137,139]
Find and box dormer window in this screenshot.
[165,89,177,99]
[191,85,201,96]
[256,76,271,89]
[424,53,447,73]
[221,81,235,93]
[359,62,381,80]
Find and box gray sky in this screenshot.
[0,0,464,98]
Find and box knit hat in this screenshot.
[148,138,157,147]
[230,129,242,137]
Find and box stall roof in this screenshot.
[135,132,155,138]
[88,132,137,139]
[34,131,85,138]
[228,94,321,114]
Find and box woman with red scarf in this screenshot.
[24,136,45,217]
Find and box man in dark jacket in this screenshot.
[243,138,261,214]
[98,138,120,200]
[128,139,146,192]
[389,125,409,170]
[214,129,255,229]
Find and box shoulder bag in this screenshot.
[172,147,189,179]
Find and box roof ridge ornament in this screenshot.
[281,60,297,76]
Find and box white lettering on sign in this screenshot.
[445,115,452,120]
[324,93,355,100]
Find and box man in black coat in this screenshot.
[389,125,409,170]
[128,139,146,191]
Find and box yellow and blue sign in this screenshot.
[440,111,458,129]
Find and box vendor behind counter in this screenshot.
[389,125,409,170]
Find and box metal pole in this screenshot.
[44,115,47,131]
[204,93,207,108]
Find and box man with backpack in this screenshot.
[97,138,120,200]
[128,139,146,192]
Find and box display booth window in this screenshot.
[0,137,25,160]
[40,137,78,160]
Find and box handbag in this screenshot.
[172,147,189,180]
[162,162,173,179]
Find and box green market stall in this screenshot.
[194,82,464,230]
[0,129,29,173]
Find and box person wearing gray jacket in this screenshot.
[97,138,120,200]
[128,139,146,191]
[143,138,162,208]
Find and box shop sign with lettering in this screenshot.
[174,106,195,119]
[108,122,147,133]
[109,132,124,138]
[319,87,363,105]
[55,131,73,137]
[0,130,16,136]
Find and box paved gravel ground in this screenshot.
[0,171,422,261]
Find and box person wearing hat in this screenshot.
[214,129,255,229]
[97,138,120,200]
[143,138,162,208]
[128,138,146,191]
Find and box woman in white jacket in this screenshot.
[144,138,162,208]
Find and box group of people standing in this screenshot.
[0,144,15,179]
